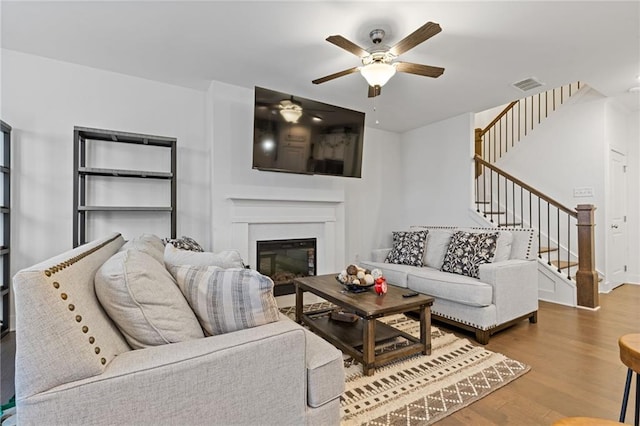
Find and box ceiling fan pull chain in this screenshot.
[373,97,379,125]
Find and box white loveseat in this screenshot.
[360,226,539,344]
[13,233,344,425]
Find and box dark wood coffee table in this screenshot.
[294,274,434,376]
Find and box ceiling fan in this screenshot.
[312,21,445,98]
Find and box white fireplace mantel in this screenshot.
[227,189,345,275]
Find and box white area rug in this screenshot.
[280,304,530,425]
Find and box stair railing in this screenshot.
[474,155,598,308]
[475,81,582,167]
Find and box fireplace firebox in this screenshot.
[256,238,316,296]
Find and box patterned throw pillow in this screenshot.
[441,231,499,278]
[170,265,280,336]
[384,230,429,267]
[163,236,204,252]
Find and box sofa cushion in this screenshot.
[164,243,245,269]
[303,327,345,408]
[441,231,499,278]
[407,267,493,307]
[118,233,165,265]
[385,230,428,267]
[170,265,280,336]
[423,228,455,269]
[357,260,411,288]
[95,249,205,349]
[508,228,537,260]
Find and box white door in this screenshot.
[607,150,628,289]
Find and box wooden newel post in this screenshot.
[474,128,482,178]
[575,204,598,308]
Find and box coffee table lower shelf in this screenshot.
[301,309,429,375]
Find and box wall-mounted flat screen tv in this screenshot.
[252,86,365,178]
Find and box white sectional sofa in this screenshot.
[360,226,539,344]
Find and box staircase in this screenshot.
[473,82,600,308]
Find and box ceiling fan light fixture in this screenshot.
[360,62,396,87]
[279,102,303,123]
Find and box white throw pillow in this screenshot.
[170,265,280,336]
[95,249,204,349]
[118,233,165,265]
[422,229,455,269]
[163,243,245,269]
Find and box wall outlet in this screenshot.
[573,187,594,197]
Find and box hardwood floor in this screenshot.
[0,284,638,424]
[1,330,15,405]
[440,283,640,425]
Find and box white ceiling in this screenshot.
[2,1,639,133]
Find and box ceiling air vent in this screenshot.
[512,77,545,92]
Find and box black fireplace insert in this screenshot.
[256,238,316,296]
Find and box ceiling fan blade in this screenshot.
[395,62,445,78]
[367,85,381,98]
[326,35,369,58]
[389,21,442,56]
[312,67,360,84]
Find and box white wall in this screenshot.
[1,49,209,328]
[206,81,402,266]
[399,113,476,230]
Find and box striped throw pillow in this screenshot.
[170,265,280,336]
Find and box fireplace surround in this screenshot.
[226,189,345,288]
[256,238,316,296]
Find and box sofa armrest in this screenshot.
[478,259,539,324]
[371,248,391,263]
[17,316,343,426]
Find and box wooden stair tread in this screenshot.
[539,246,558,253]
[482,211,505,215]
[551,260,578,269]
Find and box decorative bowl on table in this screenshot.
[336,276,374,293]
[336,264,382,293]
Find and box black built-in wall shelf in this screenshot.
[1,120,11,337]
[73,126,177,247]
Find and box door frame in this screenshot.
[603,148,628,292]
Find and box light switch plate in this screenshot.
[573,187,594,197]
